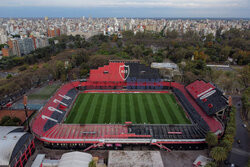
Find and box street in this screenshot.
[228,96,250,167]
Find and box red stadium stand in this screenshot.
[166,82,223,133]
[88,62,125,82]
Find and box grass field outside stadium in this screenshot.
[64,93,191,124]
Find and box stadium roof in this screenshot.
[0,126,23,139]
[0,126,26,166]
[58,152,92,167]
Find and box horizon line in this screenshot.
[1,17,250,19]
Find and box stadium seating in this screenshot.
[88,62,160,84]
[88,62,125,82]
[43,124,128,139]
[125,63,161,81]
[32,83,79,136]
[196,88,228,115]
[170,82,223,133]
[129,124,206,139]
[173,88,210,131]
[186,80,228,116]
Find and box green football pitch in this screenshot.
[64,93,190,124]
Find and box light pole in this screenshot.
[23,95,30,132]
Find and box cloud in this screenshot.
[0,0,248,8]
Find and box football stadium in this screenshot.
[31,60,229,151]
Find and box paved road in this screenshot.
[228,96,249,167]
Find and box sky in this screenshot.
[0,0,249,18]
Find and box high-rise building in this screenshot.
[48,28,61,37]
[35,37,49,49]
[1,47,11,57]
[16,39,25,55]
[0,34,8,44]
[8,39,21,57]
[13,38,35,56]
[45,16,49,28]
[22,38,35,55]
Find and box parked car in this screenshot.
[242,124,247,128]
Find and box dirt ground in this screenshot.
[108,151,164,167]
[160,150,208,167]
[0,109,34,123]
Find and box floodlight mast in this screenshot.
[23,95,30,132]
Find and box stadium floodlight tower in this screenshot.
[23,95,30,132]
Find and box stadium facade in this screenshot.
[31,60,228,151]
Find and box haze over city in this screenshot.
[0,0,249,18]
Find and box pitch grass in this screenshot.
[64,93,191,124]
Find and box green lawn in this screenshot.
[64,93,191,124]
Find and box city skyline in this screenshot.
[0,0,249,18]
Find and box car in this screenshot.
[242,124,247,128]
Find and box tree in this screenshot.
[0,116,22,126]
[166,29,179,38]
[204,161,217,167]
[220,46,231,62]
[194,51,208,62]
[233,50,249,65]
[210,147,228,163]
[183,71,198,84]
[225,126,236,136]
[6,74,12,79]
[56,61,65,79]
[80,69,88,77]
[206,131,218,151]
[18,65,28,71]
[207,69,221,83]
[223,134,234,144]
[238,65,250,89]
[117,40,123,48]
[221,139,233,152]
[0,116,11,125]
[132,45,143,59]
[68,43,74,49]
[170,48,186,63]
[88,160,96,167]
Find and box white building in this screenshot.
[32,151,93,167]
